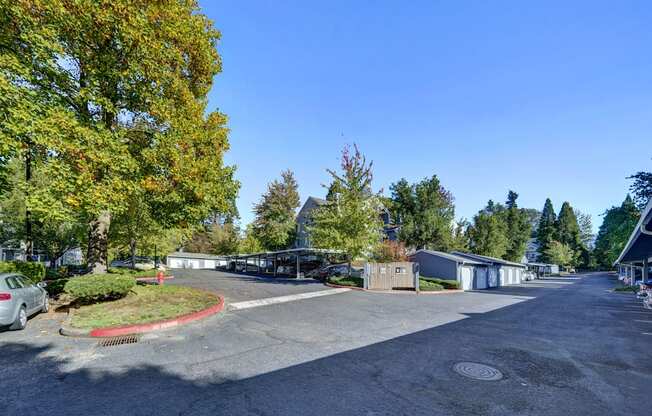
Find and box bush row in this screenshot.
[0,261,46,283]
[419,276,460,290]
[64,274,136,303]
[419,278,444,291]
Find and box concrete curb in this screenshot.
[325,282,463,295]
[60,295,224,338]
[324,282,365,291]
[135,275,174,282]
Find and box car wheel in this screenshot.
[41,296,49,313]
[10,305,27,330]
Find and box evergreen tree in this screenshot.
[536,198,557,262]
[556,202,583,266]
[468,201,509,258]
[594,195,640,268]
[310,145,384,263]
[252,170,300,251]
[575,209,595,248]
[390,176,455,250]
[503,191,532,262]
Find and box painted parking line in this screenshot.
[229,288,351,311]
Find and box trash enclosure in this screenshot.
[364,262,419,291]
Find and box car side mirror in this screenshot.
[37,282,47,288]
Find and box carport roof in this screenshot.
[615,198,652,265]
[167,252,225,260]
[450,251,526,268]
[412,250,485,265]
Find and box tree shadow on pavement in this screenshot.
[1,274,649,416]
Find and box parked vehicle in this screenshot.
[0,273,49,330]
[309,264,363,280]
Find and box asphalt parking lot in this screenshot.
[167,269,333,303]
[1,272,651,416]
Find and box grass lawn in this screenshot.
[71,285,219,329]
[419,278,444,291]
[613,285,637,293]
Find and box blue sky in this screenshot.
[202,1,652,232]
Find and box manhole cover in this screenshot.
[453,362,503,381]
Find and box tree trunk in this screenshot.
[24,144,33,261]
[87,211,111,274]
[130,238,137,269]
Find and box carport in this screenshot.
[223,248,345,279]
[615,198,652,285]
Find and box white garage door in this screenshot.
[475,268,488,290]
[460,267,473,291]
[488,268,499,287]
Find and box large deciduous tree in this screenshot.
[594,195,640,269]
[628,167,652,210]
[0,1,238,273]
[467,200,508,258]
[310,145,383,263]
[389,175,455,250]
[252,170,300,251]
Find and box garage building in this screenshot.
[451,251,527,287]
[409,250,488,290]
[166,252,226,270]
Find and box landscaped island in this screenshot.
[70,285,219,330]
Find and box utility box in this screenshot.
[364,262,419,291]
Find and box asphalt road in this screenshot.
[1,273,651,416]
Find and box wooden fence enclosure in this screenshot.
[364,262,419,291]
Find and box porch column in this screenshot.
[644,259,649,284]
[296,253,301,279]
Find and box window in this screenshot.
[5,276,23,289]
[395,267,406,274]
[18,276,33,287]
[380,267,386,274]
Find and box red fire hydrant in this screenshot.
[157,270,164,286]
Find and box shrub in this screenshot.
[0,261,46,283]
[419,278,444,291]
[64,274,136,303]
[329,276,363,288]
[45,278,69,298]
[13,261,46,283]
[419,276,459,290]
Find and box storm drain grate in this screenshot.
[453,362,503,381]
[97,335,140,347]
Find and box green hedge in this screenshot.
[0,261,46,283]
[419,276,460,290]
[328,276,363,288]
[419,278,444,291]
[64,274,136,303]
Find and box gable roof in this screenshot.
[615,197,652,265]
[450,251,526,268]
[166,252,224,260]
[412,249,485,265]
